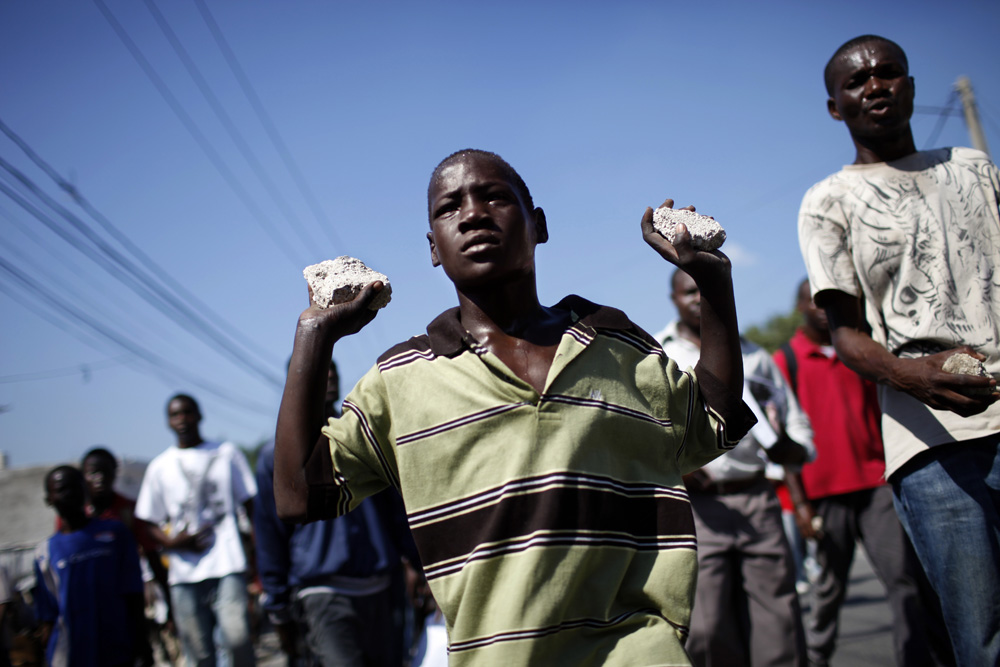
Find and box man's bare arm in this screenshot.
[821,289,997,417]
[145,523,211,552]
[274,282,383,523]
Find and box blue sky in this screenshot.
[1,0,998,467]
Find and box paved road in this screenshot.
[828,549,894,667]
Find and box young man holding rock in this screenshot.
[798,34,1000,665]
[274,149,755,665]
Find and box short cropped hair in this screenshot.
[824,34,908,96]
[166,393,200,415]
[796,277,812,305]
[428,149,534,219]
[81,447,118,472]
[45,464,84,488]
[670,267,691,294]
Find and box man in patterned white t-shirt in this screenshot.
[136,394,258,667]
[798,34,1000,666]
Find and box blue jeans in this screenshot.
[891,436,1000,667]
[171,574,256,667]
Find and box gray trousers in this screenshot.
[295,587,402,667]
[805,485,952,667]
[687,477,806,667]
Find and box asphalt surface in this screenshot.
[827,549,895,667]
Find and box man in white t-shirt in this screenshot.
[798,34,1000,666]
[136,394,257,667]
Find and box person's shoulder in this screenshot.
[111,492,135,510]
[555,295,660,346]
[141,447,175,477]
[88,517,131,538]
[741,337,780,368]
[151,443,185,463]
[944,146,995,167]
[944,146,987,159]
[784,328,812,355]
[212,440,234,455]
[801,166,856,203]
[35,534,54,561]
[215,441,251,466]
[376,332,434,367]
[375,306,462,369]
[652,320,680,345]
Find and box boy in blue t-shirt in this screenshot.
[34,465,151,667]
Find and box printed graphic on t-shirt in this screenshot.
[802,149,1000,356]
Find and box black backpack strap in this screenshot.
[779,341,798,396]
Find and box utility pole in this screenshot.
[955,76,991,157]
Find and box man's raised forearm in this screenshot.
[274,317,338,522]
[693,273,743,398]
[274,281,383,522]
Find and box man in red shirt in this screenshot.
[79,448,169,582]
[774,279,951,667]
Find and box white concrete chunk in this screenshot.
[652,207,726,250]
[304,257,392,311]
[942,352,992,396]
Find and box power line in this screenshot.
[0,357,128,384]
[980,110,1000,144]
[0,159,284,389]
[90,0,309,269]
[0,254,274,413]
[913,105,963,116]
[0,160,282,387]
[142,0,324,258]
[193,0,344,252]
[0,279,116,362]
[0,204,178,352]
[972,98,1000,148]
[922,91,959,150]
[0,115,279,367]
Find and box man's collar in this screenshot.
[425,307,467,357]
[655,320,702,348]
[654,319,682,344]
[555,295,635,331]
[425,295,636,357]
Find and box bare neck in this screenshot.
[176,434,204,450]
[455,276,547,340]
[455,279,568,394]
[851,128,918,165]
[676,320,702,348]
[59,512,90,533]
[801,323,832,346]
[90,492,115,516]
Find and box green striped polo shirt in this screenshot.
[307,295,753,666]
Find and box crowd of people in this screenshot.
[16,381,428,667]
[4,33,998,667]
